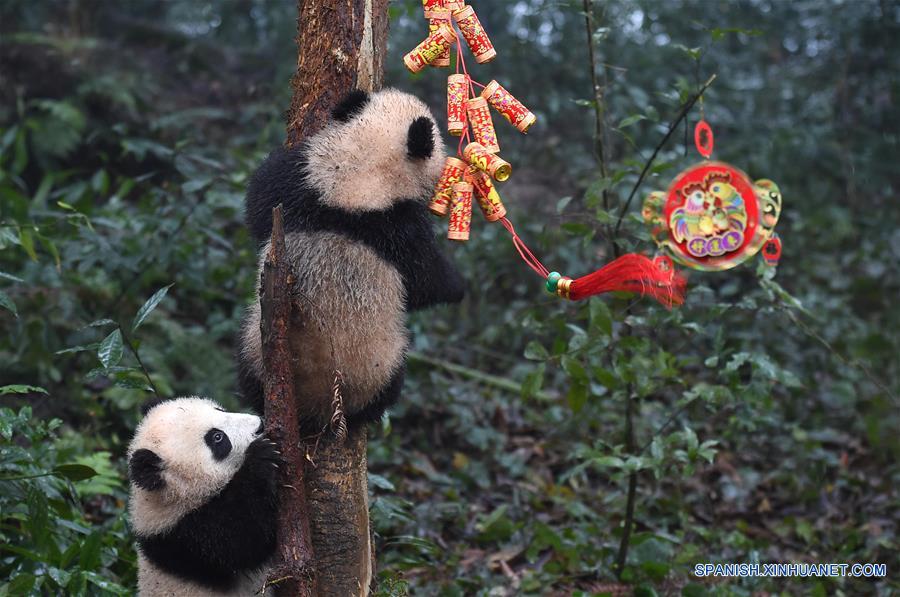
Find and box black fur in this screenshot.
[406,116,435,160]
[237,350,265,416]
[353,363,406,426]
[129,449,165,492]
[140,398,169,416]
[136,437,281,592]
[330,89,370,122]
[204,428,232,461]
[244,146,465,310]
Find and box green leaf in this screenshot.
[52,464,98,482]
[524,340,549,361]
[55,343,99,355]
[368,472,395,491]
[567,382,588,413]
[589,298,612,335]
[131,284,173,332]
[0,290,17,317]
[0,271,25,283]
[18,227,37,261]
[97,329,124,369]
[618,114,647,128]
[0,385,47,395]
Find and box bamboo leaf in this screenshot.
[131,284,173,332]
[98,329,123,369]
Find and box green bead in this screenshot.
[546,271,562,293]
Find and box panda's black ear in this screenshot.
[140,398,168,417]
[331,90,370,122]
[129,449,165,491]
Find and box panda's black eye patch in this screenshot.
[204,428,232,461]
[407,116,434,160]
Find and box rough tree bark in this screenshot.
[261,205,316,596]
[287,0,390,147]
[281,1,391,595]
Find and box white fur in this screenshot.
[304,88,446,211]
[128,397,262,535]
[241,231,407,423]
[137,554,268,597]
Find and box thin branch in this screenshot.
[613,73,717,240]
[120,327,161,396]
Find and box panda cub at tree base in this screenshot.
[238,88,466,432]
[128,397,281,596]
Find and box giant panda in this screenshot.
[128,397,281,596]
[238,88,466,432]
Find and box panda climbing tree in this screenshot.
[247,2,397,596]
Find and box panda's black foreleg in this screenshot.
[405,251,466,311]
[236,352,265,415]
[349,364,406,428]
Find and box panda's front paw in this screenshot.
[246,436,284,471]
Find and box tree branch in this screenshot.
[261,204,316,596]
[613,73,717,240]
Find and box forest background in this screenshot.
[0,0,897,595]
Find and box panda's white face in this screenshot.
[128,397,263,535]
[305,88,446,212]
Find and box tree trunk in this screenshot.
[287,0,390,147]
[261,206,316,596]
[284,2,391,595]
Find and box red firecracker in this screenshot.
[466,97,500,153]
[464,142,511,181]
[404,26,455,73]
[453,5,496,64]
[448,182,473,241]
[447,74,468,136]
[430,156,467,216]
[469,168,507,221]
[426,8,453,67]
[482,80,536,133]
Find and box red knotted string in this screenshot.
[499,218,686,308]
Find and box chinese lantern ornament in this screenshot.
[642,120,784,271]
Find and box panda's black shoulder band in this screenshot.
[331,89,370,122]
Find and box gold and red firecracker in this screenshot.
[453,5,496,64]
[448,182,473,241]
[429,156,467,216]
[425,9,453,67]
[403,26,455,73]
[447,74,468,136]
[421,0,444,13]
[481,79,536,134]
[464,142,511,182]
[468,167,506,221]
[466,97,500,153]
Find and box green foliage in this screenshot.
[0,406,133,594]
[1,0,898,595]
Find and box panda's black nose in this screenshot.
[256,419,265,434]
[407,116,434,160]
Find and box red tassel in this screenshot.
[560,253,687,308]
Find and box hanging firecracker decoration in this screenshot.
[641,119,784,271]
[425,8,453,67]
[453,5,496,64]
[481,80,536,133]
[448,181,473,241]
[447,74,468,135]
[404,1,688,308]
[429,156,467,216]
[403,25,456,73]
